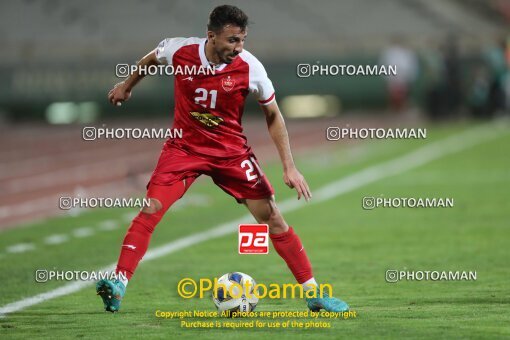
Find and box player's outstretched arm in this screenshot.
[108,50,159,106]
[261,101,312,201]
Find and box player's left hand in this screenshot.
[283,167,312,202]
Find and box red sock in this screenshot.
[269,226,313,284]
[115,180,193,279]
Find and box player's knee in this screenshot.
[245,198,288,233]
[260,208,287,233]
[261,209,279,225]
[141,198,163,214]
[267,218,288,234]
[131,198,165,234]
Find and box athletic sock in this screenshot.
[269,226,313,284]
[115,180,192,280]
[115,210,164,280]
[301,277,318,291]
[118,274,129,288]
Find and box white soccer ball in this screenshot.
[212,272,259,314]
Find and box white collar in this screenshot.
[199,38,228,72]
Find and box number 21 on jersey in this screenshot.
[194,88,217,108]
[241,157,263,182]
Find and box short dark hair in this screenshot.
[207,5,248,33]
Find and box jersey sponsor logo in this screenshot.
[221,76,235,92]
[238,224,269,254]
[190,111,224,128]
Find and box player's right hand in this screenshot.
[283,166,312,202]
[108,81,132,106]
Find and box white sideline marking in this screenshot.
[44,234,69,245]
[97,220,119,231]
[172,194,211,211]
[280,122,507,211]
[6,243,35,254]
[0,122,507,318]
[121,212,138,223]
[72,227,95,238]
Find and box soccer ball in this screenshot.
[212,272,259,314]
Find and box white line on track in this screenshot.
[0,121,507,318]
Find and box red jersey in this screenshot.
[155,37,276,158]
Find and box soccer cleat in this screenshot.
[96,278,126,313]
[306,291,349,313]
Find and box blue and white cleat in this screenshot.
[96,279,126,313]
[306,291,349,312]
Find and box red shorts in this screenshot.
[148,141,274,202]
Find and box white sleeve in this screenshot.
[155,37,201,65]
[242,51,276,105]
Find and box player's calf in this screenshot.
[243,197,288,234]
[115,197,166,280]
[97,201,164,313]
[98,181,191,312]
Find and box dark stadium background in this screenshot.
[1,0,508,228]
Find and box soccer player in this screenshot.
[98,5,349,313]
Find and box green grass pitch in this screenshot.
[0,122,509,339]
